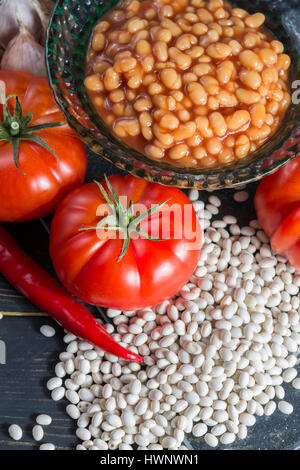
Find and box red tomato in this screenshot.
[0,70,87,221]
[50,175,202,310]
[255,153,300,269]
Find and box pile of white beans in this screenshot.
[47,188,300,449]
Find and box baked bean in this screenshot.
[206,42,232,59]
[154,41,169,61]
[109,89,125,103]
[176,33,198,51]
[217,90,238,107]
[187,82,208,105]
[168,47,192,70]
[118,32,131,44]
[95,21,110,33]
[186,132,202,146]
[103,68,121,91]
[133,98,152,112]
[200,155,217,166]
[246,123,271,141]
[235,134,250,158]
[127,17,147,33]
[271,40,284,54]
[196,8,214,24]
[141,56,155,72]
[161,19,182,37]
[139,111,153,128]
[209,112,227,136]
[183,73,198,84]
[114,57,137,73]
[156,28,172,42]
[250,103,266,128]
[200,76,219,95]
[271,88,284,102]
[239,70,261,89]
[146,144,164,159]
[145,8,156,20]
[192,22,208,35]
[267,100,279,115]
[265,113,274,126]
[196,116,213,138]
[193,63,213,76]
[232,8,247,19]
[218,147,234,164]
[173,121,197,141]
[281,92,291,111]
[86,0,291,168]
[161,5,174,18]
[276,53,291,71]
[207,96,219,110]
[243,32,260,48]
[127,74,142,89]
[209,22,223,35]
[161,68,181,89]
[262,67,278,85]
[192,146,207,159]
[239,50,263,71]
[141,126,153,140]
[216,60,234,84]
[227,110,250,131]
[84,74,104,92]
[92,33,106,52]
[228,39,242,55]
[148,82,164,95]
[245,13,265,29]
[258,48,277,66]
[169,143,189,160]
[135,30,150,41]
[236,88,261,104]
[186,46,205,58]
[160,113,180,130]
[153,124,174,146]
[178,109,191,121]
[136,39,152,55]
[206,137,223,154]
[224,135,235,147]
[114,118,140,137]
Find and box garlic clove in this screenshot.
[1,24,46,76]
[0,0,47,49]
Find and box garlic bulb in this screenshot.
[1,24,46,76]
[0,0,47,49]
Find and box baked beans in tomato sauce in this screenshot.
[85,0,291,168]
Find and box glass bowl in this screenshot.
[46,0,300,190]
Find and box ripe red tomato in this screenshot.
[0,70,87,221]
[50,175,202,310]
[255,153,300,269]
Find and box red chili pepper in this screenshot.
[0,226,142,363]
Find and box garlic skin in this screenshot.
[1,25,46,76]
[0,0,47,49]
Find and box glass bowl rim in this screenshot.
[46,0,300,189]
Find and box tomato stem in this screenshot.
[0,89,66,173]
[10,121,20,136]
[80,175,171,262]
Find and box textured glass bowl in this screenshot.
[46,0,300,190]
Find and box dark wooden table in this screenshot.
[0,152,299,450]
